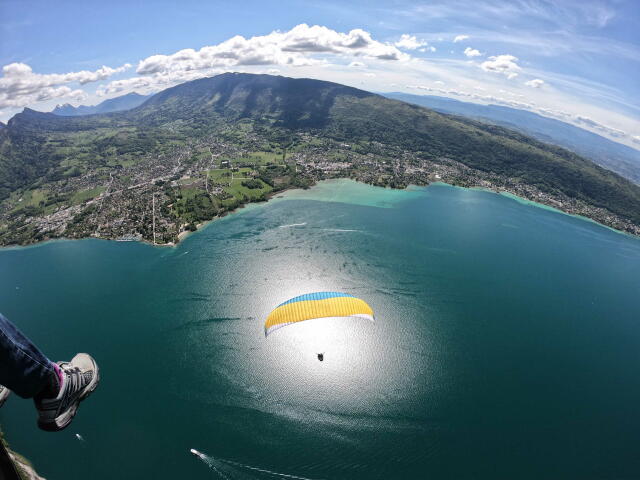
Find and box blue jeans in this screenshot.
[0,313,54,398]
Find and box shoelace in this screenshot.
[60,364,87,396]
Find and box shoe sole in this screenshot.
[38,359,100,432]
[0,390,9,408]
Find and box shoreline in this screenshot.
[463,184,638,238]
[442,183,636,237]
[170,185,299,246]
[1,178,638,251]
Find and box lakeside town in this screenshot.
[1,128,638,247]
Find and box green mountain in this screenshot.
[124,73,373,131]
[1,73,639,241]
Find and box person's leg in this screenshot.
[0,313,58,399]
[0,312,100,431]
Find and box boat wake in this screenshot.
[190,449,232,479]
[278,223,307,228]
[190,449,320,480]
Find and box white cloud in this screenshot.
[632,136,640,145]
[96,69,213,97]
[463,47,482,57]
[364,72,376,77]
[434,80,445,85]
[348,61,366,68]
[136,24,407,78]
[407,83,534,110]
[574,114,626,137]
[37,86,87,103]
[480,54,521,79]
[395,34,427,50]
[0,62,128,109]
[525,78,545,88]
[453,35,469,43]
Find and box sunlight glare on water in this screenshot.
[221,248,421,419]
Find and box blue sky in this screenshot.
[1,0,638,148]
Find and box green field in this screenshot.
[206,169,233,182]
[178,177,199,185]
[106,157,138,168]
[177,186,204,200]
[71,186,106,205]
[236,151,285,165]
[172,175,272,214]
[15,189,48,208]
[223,178,271,201]
[9,187,91,216]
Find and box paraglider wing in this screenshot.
[264,292,374,336]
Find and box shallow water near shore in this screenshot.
[1,179,639,479]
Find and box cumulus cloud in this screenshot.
[136,24,407,78]
[0,62,130,109]
[96,68,213,97]
[480,54,521,79]
[463,47,482,57]
[348,61,366,67]
[453,35,469,43]
[395,34,427,50]
[525,78,545,88]
[632,136,640,145]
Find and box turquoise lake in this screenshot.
[1,179,639,479]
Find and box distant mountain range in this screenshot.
[385,92,640,184]
[52,92,150,116]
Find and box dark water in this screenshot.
[1,180,639,479]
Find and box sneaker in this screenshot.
[0,385,9,408]
[35,353,100,432]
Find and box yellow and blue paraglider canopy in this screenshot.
[264,291,374,336]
